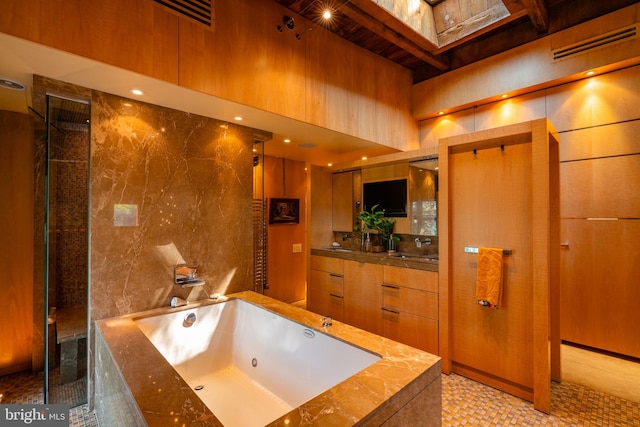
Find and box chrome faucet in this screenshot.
[322,316,332,327]
[415,237,432,248]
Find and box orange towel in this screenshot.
[476,247,504,308]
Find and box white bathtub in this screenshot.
[134,298,380,427]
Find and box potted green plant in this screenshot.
[356,205,396,252]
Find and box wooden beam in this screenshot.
[519,0,549,33]
[343,1,449,70]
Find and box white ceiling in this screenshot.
[0,32,399,166]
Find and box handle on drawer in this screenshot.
[329,293,343,299]
[329,273,343,278]
[381,306,399,314]
[381,283,400,289]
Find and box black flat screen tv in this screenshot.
[363,179,407,217]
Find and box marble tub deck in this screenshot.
[95,291,441,426]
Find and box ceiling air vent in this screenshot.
[553,24,637,61]
[151,0,213,28]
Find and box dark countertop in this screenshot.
[311,248,439,272]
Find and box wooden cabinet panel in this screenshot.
[381,265,439,354]
[561,155,640,219]
[559,121,640,162]
[383,311,438,355]
[383,265,438,293]
[344,261,383,335]
[311,255,343,274]
[382,285,438,320]
[560,219,640,358]
[332,172,354,232]
[308,256,344,321]
[308,269,343,321]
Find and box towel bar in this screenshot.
[464,246,512,256]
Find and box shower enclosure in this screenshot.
[43,94,90,406]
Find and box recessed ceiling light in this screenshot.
[322,9,332,20]
[362,156,367,160]
[234,116,243,121]
[0,78,26,90]
[284,139,291,143]
[327,163,333,167]
[438,111,444,115]
[585,70,596,76]
[130,89,144,96]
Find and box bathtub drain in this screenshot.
[251,358,258,367]
[194,385,204,391]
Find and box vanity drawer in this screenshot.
[382,285,438,320]
[383,265,437,293]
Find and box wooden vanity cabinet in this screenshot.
[344,260,383,335]
[381,266,439,355]
[308,255,344,321]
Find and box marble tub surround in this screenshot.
[95,291,442,426]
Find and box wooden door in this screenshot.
[449,142,535,398]
[439,119,560,413]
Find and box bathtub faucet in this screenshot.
[322,316,332,328]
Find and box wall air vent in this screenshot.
[151,0,213,28]
[552,24,637,61]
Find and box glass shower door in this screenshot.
[44,94,90,407]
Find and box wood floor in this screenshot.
[561,343,640,403]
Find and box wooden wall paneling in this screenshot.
[439,119,557,413]
[264,156,307,303]
[530,119,559,413]
[548,129,562,384]
[546,66,640,132]
[473,92,546,132]
[375,56,418,151]
[559,121,640,162]
[361,163,409,183]
[38,0,180,83]
[309,166,333,249]
[418,108,476,150]
[0,111,34,375]
[561,155,640,219]
[0,0,41,40]
[213,0,307,118]
[332,172,354,232]
[560,219,640,358]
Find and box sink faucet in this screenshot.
[415,237,432,248]
[322,316,332,327]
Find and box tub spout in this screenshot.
[322,316,332,328]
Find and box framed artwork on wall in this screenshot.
[269,198,299,224]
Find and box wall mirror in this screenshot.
[408,158,438,236]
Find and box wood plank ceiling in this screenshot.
[271,0,638,83]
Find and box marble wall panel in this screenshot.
[90,90,267,320]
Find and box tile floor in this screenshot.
[1,368,639,426]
